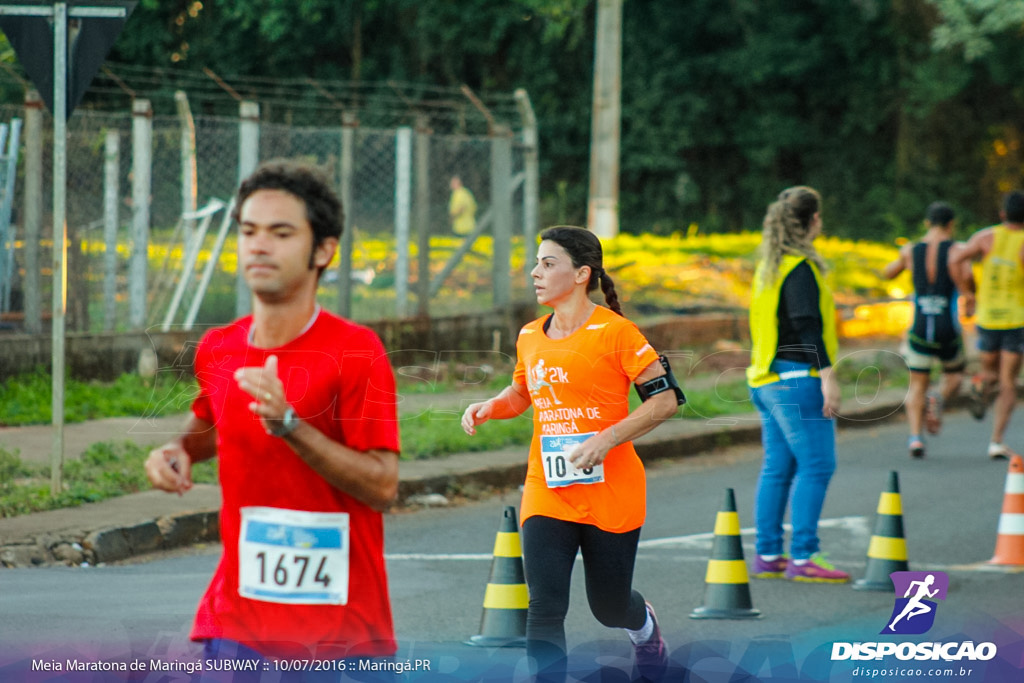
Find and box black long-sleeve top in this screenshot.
[774,261,832,370]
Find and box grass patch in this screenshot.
[0,369,198,427]
[0,349,908,515]
[0,441,218,518]
[399,409,534,460]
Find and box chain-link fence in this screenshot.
[0,87,538,335]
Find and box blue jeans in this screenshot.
[749,360,837,560]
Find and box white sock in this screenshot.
[759,554,781,561]
[625,611,654,645]
[792,558,809,566]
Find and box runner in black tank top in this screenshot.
[908,240,962,359]
[883,202,970,459]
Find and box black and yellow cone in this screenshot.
[854,470,909,591]
[690,488,761,619]
[465,505,528,647]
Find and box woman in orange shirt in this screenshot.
[462,226,680,682]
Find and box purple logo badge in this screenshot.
[882,571,949,635]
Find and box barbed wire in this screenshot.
[0,60,524,135]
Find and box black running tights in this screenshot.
[521,515,647,680]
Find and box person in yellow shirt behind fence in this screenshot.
[449,175,477,236]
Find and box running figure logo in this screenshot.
[882,571,948,635]
[528,358,562,405]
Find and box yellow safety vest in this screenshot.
[976,225,1024,330]
[746,255,838,388]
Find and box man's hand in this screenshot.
[145,443,192,496]
[235,354,290,434]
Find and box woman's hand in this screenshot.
[820,367,841,418]
[461,401,492,435]
[567,429,615,470]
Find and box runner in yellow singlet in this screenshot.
[950,190,1024,460]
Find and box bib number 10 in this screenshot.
[540,432,604,488]
[544,454,592,479]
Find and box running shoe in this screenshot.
[633,601,668,682]
[784,553,851,583]
[752,554,788,579]
[968,376,988,421]
[908,436,925,460]
[924,392,943,435]
[987,442,1018,461]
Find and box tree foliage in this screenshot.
[96,0,1024,239]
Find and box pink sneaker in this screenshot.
[752,554,788,579]
[784,553,850,583]
[633,601,668,681]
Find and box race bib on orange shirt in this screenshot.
[540,432,604,488]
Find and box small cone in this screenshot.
[465,506,528,647]
[988,455,1024,565]
[690,488,761,619]
[854,471,909,591]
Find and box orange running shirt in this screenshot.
[513,305,661,532]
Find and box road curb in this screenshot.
[0,398,913,568]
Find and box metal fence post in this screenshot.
[22,89,43,334]
[337,112,356,318]
[394,127,412,318]
[129,98,152,330]
[103,130,120,331]
[175,90,197,246]
[415,114,431,317]
[236,100,260,318]
[515,89,539,289]
[491,125,513,307]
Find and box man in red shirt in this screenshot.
[145,160,400,662]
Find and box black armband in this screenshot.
[635,355,686,405]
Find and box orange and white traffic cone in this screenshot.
[988,455,1024,566]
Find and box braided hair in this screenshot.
[539,225,623,316]
[760,186,825,284]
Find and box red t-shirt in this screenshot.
[189,309,400,659]
[513,306,660,532]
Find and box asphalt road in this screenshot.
[2,410,1022,682]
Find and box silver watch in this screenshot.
[269,407,300,437]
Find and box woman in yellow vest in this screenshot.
[746,186,850,583]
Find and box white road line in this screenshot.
[385,516,872,561]
[637,515,871,548]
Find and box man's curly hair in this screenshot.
[233,159,343,273]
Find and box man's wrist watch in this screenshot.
[269,407,300,437]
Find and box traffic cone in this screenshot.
[854,470,909,591]
[988,455,1024,565]
[465,505,528,647]
[690,488,761,619]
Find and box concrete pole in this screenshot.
[337,112,356,318]
[236,101,260,317]
[102,130,120,331]
[587,0,623,238]
[491,126,513,307]
[129,98,152,330]
[22,89,43,334]
[394,127,412,318]
[50,1,69,496]
[414,115,431,317]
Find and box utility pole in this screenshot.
[587,0,623,238]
